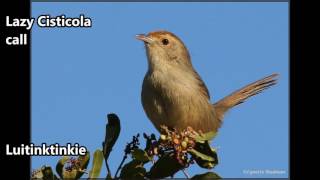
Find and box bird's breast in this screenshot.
[141,69,218,133]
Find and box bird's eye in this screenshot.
[162,39,169,45]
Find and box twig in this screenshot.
[114,154,128,178]
[182,168,190,179]
[105,160,112,178]
[114,134,140,178]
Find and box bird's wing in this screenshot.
[193,70,210,99]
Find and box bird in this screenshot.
[136,30,278,134]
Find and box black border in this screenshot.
[1,0,31,178]
[289,0,303,179]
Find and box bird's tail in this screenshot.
[213,73,279,122]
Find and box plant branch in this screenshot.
[114,154,128,178]
[182,168,190,179]
[105,160,112,178]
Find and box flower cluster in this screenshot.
[125,133,140,154]
[144,126,201,167]
[65,157,82,172]
[31,169,42,178]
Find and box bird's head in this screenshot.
[136,31,192,71]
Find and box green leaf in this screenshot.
[41,166,54,180]
[55,156,69,179]
[120,160,146,179]
[63,169,78,179]
[194,130,217,142]
[75,151,90,179]
[32,166,58,180]
[191,172,222,179]
[89,149,104,179]
[103,113,121,161]
[132,148,152,163]
[189,149,215,162]
[188,141,218,169]
[147,153,184,178]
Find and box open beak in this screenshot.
[136,34,154,44]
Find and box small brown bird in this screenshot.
[136,31,278,133]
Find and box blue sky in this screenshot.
[31,2,288,178]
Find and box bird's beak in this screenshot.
[136,34,154,44]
